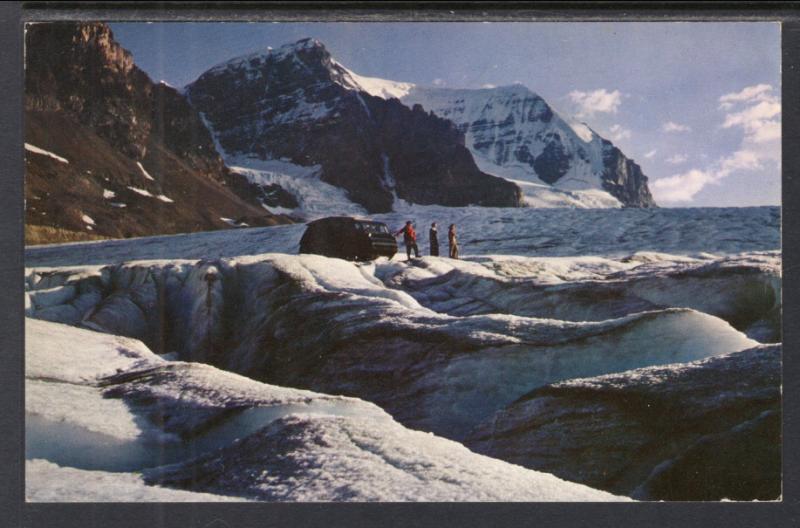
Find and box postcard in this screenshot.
[23,19,781,503]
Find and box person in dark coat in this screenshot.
[394,221,420,261]
[429,222,439,256]
[448,224,459,259]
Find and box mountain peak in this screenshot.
[203,37,330,77]
[290,37,324,50]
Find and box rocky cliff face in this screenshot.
[186,39,523,214]
[600,140,657,208]
[26,23,152,159]
[25,23,291,243]
[401,85,656,208]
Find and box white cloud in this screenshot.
[432,78,446,87]
[749,119,781,143]
[481,83,496,89]
[662,121,691,133]
[665,154,688,165]
[718,83,776,110]
[718,83,781,148]
[608,124,631,141]
[721,99,781,146]
[652,149,764,203]
[658,87,781,203]
[644,149,657,159]
[722,100,781,129]
[719,149,762,174]
[652,169,716,202]
[568,89,623,118]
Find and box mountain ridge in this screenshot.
[24,22,293,243]
[188,38,655,209]
[185,38,525,214]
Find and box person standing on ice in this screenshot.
[429,222,439,256]
[395,220,420,261]
[448,224,459,259]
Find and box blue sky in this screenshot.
[111,22,781,207]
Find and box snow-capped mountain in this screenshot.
[401,85,656,206]
[186,38,523,214]
[186,38,654,211]
[345,78,656,208]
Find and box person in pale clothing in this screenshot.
[448,224,459,259]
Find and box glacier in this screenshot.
[466,344,781,501]
[25,206,779,266]
[26,252,767,440]
[24,206,781,501]
[25,317,627,502]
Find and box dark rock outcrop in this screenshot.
[601,140,657,208]
[466,345,781,501]
[186,39,523,213]
[25,23,152,159]
[532,140,571,185]
[24,23,292,242]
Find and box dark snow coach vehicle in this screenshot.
[299,217,398,261]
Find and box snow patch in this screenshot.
[136,162,155,181]
[198,111,228,158]
[25,143,69,164]
[220,217,247,227]
[127,186,153,197]
[336,62,416,100]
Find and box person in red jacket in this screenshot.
[395,221,420,261]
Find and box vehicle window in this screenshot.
[356,222,388,234]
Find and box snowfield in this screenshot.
[24,206,781,501]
